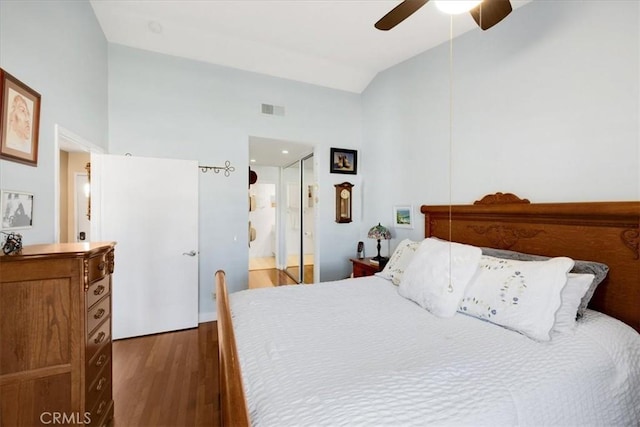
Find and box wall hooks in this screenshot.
[199,160,236,177]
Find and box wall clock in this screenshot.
[334,182,353,223]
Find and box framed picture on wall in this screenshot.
[1,190,34,230]
[330,147,357,174]
[393,205,413,229]
[0,69,41,166]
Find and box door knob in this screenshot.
[182,250,197,257]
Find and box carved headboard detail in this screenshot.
[621,229,639,260]
[474,192,530,205]
[422,192,640,333]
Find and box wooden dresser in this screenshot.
[0,242,116,426]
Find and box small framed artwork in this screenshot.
[393,205,414,229]
[1,190,34,230]
[330,147,357,175]
[0,69,41,166]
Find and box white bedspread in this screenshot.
[230,276,640,427]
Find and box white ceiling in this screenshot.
[249,136,314,168]
[90,0,533,94]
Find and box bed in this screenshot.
[216,193,640,426]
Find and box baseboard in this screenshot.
[199,311,217,323]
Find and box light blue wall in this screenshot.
[0,0,108,243]
[107,45,363,318]
[361,0,640,250]
[2,0,638,320]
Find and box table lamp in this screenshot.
[368,223,391,261]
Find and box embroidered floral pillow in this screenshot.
[459,255,574,341]
[377,239,420,285]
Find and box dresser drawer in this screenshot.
[87,342,111,386]
[87,296,111,336]
[87,276,110,309]
[88,397,113,427]
[87,373,113,427]
[86,358,112,415]
[87,318,110,362]
[88,253,109,283]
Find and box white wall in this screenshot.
[107,45,363,318]
[361,0,640,254]
[0,0,108,244]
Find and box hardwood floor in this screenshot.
[112,322,220,427]
[249,255,315,287]
[248,268,297,288]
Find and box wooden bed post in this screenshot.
[216,270,250,427]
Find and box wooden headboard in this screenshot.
[421,192,640,333]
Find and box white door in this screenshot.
[91,154,199,339]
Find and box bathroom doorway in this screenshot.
[248,137,316,286]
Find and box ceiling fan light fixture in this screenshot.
[434,0,483,15]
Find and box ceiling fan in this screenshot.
[375,0,513,31]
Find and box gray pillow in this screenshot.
[480,247,609,318]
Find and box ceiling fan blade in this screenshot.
[470,0,512,30]
[375,0,429,31]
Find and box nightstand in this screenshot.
[350,257,387,278]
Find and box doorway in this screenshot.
[248,137,316,287]
[55,125,104,243]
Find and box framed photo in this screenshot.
[393,205,414,229]
[0,69,41,166]
[330,147,357,174]
[1,190,34,230]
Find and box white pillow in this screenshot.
[376,239,420,285]
[553,273,595,333]
[459,255,575,341]
[398,238,482,317]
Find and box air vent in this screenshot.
[261,103,285,116]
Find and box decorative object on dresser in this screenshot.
[1,230,22,255]
[0,242,116,427]
[0,69,41,167]
[368,222,391,261]
[350,257,386,278]
[334,182,353,223]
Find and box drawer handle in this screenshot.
[96,400,107,415]
[95,354,107,367]
[94,332,106,345]
[96,377,107,391]
[93,285,105,296]
[94,308,106,320]
[98,262,105,271]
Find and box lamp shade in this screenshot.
[368,223,391,240]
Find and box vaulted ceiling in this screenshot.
[90,0,532,94]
